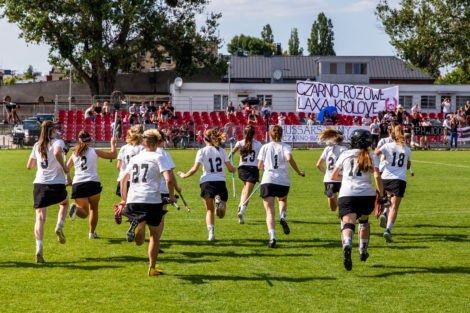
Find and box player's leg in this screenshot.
[204,197,216,240]
[35,207,47,263]
[384,195,402,242]
[238,181,254,224]
[55,197,68,244]
[380,190,391,228]
[134,221,146,246]
[278,195,290,235]
[263,196,276,247]
[157,205,166,253]
[88,193,101,238]
[148,224,163,275]
[358,215,370,262]
[341,213,356,271]
[328,195,338,211]
[74,197,90,219]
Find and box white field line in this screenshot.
[413,159,470,169]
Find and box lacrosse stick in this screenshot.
[110,111,118,163]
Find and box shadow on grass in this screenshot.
[174,273,336,285]
[411,224,468,229]
[0,261,121,270]
[362,265,470,278]
[387,233,469,243]
[83,255,216,264]
[180,251,312,259]
[248,220,338,226]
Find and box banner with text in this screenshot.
[278,125,369,143]
[296,81,399,117]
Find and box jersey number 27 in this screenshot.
[132,163,149,183]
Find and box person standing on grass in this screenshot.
[119,129,176,276]
[449,116,460,151]
[67,130,117,239]
[27,121,70,263]
[316,129,347,212]
[114,125,145,223]
[177,129,236,241]
[331,129,386,271]
[231,125,263,224]
[375,127,411,243]
[257,125,305,248]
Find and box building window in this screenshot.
[345,63,352,74]
[329,63,337,74]
[257,95,272,106]
[399,96,413,110]
[456,96,470,109]
[337,63,345,74]
[165,57,172,65]
[421,95,436,109]
[321,63,330,74]
[361,63,367,74]
[214,95,228,111]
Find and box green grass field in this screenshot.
[0,148,469,313]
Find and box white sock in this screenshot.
[57,219,64,228]
[280,211,286,220]
[240,205,247,215]
[342,236,352,249]
[268,229,276,240]
[36,240,43,252]
[383,206,389,215]
[207,224,214,232]
[359,239,369,253]
[386,222,394,233]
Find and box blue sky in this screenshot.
[0,0,399,75]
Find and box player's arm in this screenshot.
[119,173,130,205]
[374,145,382,155]
[330,167,342,181]
[117,160,123,171]
[54,144,69,174]
[316,158,326,174]
[26,157,36,169]
[95,137,117,159]
[232,145,239,154]
[162,170,176,203]
[287,153,305,176]
[373,168,385,196]
[177,162,200,178]
[258,159,264,171]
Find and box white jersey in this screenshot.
[117,144,145,181]
[235,139,263,167]
[379,142,411,182]
[258,142,292,186]
[377,137,393,172]
[335,149,379,198]
[195,146,230,184]
[156,148,175,194]
[30,139,66,185]
[71,147,100,184]
[320,145,348,183]
[125,151,169,204]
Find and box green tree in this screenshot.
[3,76,19,85]
[288,28,303,56]
[228,35,275,56]
[0,0,222,95]
[23,65,38,80]
[261,24,274,44]
[376,0,470,78]
[307,12,335,56]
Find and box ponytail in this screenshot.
[318,128,344,145]
[38,121,55,159]
[357,148,373,173]
[241,125,255,157]
[74,130,92,157]
[393,126,405,149]
[205,129,224,149]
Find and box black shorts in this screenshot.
[238,166,259,183]
[200,181,228,202]
[338,196,376,219]
[115,181,130,197]
[383,179,407,198]
[33,184,67,209]
[5,104,13,112]
[126,203,167,227]
[71,181,102,199]
[260,183,290,198]
[324,182,341,197]
[161,193,170,205]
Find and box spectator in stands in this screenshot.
[306,114,314,126]
[102,101,110,115]
[331,111,338,125]
[381,106,388,117]
[247,110,257,125]
[226,101,236,117]
[171,125,181,148]
[150,111,159,124]
[94,102,103,116]
[395,105,405,124]
[370,118,379,148]
[237,103,242,113]
[465,101,470,117]
[159,103,169,123]
[420,117,431,150]
[180,125,190,148]
[253,105,260,117]
[278,112,286,125]
[441,97,452,118]
[243,102,252,117]
[139,102,148,123]
[4,100,19,124]
[85,104,96,121]
[196,130,203,148]
[411,103,420,115]
[188,124,195,147]
[457,107,467,127]
[128,103,139,124]
[147,101,157,115]
[260,101,271,119]
[323,111,332,124]
[362,113,372,126]
[379,118,389,140]
[442,115,451,145]
[410,112,421,146]
[352,116,360,126]
[167,101,175,119]
[449,116,460,151]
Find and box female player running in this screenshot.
[114,125,144,223]
[119,129,176,276]
[67,130,117,238]
[331,129,386,271]
[232,125,263,224]
[375,126,411,243]
[27,121,70,263]
[316,129,347,211]
[258,125,305,248]
[177,129,236,241]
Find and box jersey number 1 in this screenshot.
[348,159,362,176]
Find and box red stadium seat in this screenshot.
[421,112,428,118]
[429,113,436,119]
[437,112,444,119]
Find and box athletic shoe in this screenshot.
[208,232,215,241]
[343,245,352,271]
[383,231,393,243]
[55,226,66,244]
[237,206,245,224]
[379,214,387,228]
[114,204,122,225]
[359,251,369,262]
[215,195,224,217]
[69,203,77,221]
[126,220,139,242]
[89,232,98,239]
[280,218,290,235]
[148,265,163,276]
[268,239,276,248]
[35,250,45,263]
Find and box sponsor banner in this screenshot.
[296,81,399,117]
[413,126,444,136]
[454,126,470,141]
[278,125,369,143]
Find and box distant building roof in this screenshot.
[227,55,434,83]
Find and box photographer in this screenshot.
[441,97,452,118]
